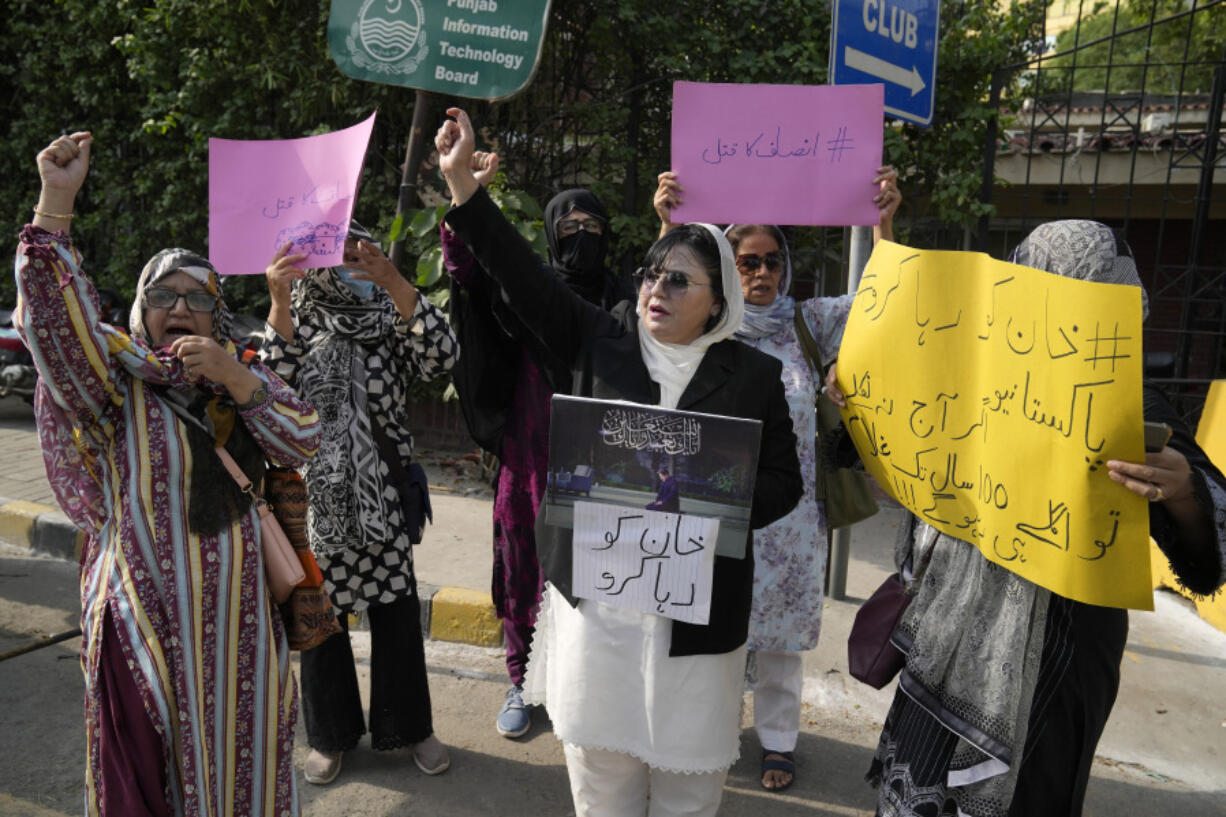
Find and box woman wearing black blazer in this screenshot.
[437,108,802,816]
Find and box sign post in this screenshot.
[830,0,940,127]
[328,0,551,101]
[327,0,552,264]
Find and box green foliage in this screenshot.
[1,0,1046,315]
[1043,0,1224,95]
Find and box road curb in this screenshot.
[0,498,82,562]
[0,496,503,649]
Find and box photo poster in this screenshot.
[546,395,763,623]
[669,81,884,226]
[208,112,377,275]
[836,240,1153,610]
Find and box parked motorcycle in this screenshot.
[0,307,36,402]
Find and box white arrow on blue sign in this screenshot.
[830,0,941,127]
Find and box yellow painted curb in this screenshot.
[0,500,55,550]
[429,586,503,647]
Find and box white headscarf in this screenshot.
[636,223,745,408]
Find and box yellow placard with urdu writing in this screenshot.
[837,241,1152,609]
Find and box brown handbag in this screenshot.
[264,467,342,651]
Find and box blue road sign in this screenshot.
[830,0,940,127]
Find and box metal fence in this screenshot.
[978,0,1226,423]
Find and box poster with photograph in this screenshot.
[546,396,763,623]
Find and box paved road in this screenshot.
[2,394,1225,815]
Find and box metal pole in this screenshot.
[978,70,1003,252]
[388,89,435,269]
[826,224,874,601]
[0,628,81,663]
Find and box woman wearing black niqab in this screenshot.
[443,169,631,739]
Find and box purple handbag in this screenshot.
[847,572,910,689]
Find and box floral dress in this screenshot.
[743,294,854,651]
[15,226,321,816]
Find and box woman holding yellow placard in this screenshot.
[828,219,1226,817]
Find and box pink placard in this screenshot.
[208,112,377,275]
[670,82,884,226]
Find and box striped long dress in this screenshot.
[15,226,321,817]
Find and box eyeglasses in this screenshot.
[144,287,218,313]
[633,267,712,296]
[556,217,603,238]
[735,253,785,276]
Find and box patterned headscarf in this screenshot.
[126,247,261,534]
[1010,220,1149,319]
[129,248,234,343]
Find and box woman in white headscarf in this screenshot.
[437,107,803,817]
[654,167,901,791]
[829,219,1226,817]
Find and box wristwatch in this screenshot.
[236,385,268,411]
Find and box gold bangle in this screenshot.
[33,207,74,220]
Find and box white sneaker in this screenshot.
[304,749,343,785]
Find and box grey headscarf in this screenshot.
[880,219,1152,815]
[1010,219,1149,319]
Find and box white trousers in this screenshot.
[750,650,804,752]
[563,743,728,817]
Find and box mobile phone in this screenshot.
[1143,421,1172,452]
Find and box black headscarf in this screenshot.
[544,189,614,306]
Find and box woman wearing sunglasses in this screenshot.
[653,166,901,792]
[16,132,321,816]
[437,107,802,817]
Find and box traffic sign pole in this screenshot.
[830,0,940,127]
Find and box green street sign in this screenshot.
[328,0,551,101]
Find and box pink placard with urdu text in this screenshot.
[208,112,377,275]
[670,82,883,226]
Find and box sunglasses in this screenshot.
[633,267,712,295]
[735,253,785,275]
[144,286,218,313]
[556,217,603,237]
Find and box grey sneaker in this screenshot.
[496,685,531,738]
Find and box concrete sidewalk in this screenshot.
[2,393,1224,811]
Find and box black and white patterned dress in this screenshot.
[262,271,458,612]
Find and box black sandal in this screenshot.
[760,749,795,792]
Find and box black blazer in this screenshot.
[447,187,803,656]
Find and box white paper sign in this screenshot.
[572,501,720,625]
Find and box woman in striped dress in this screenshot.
[17,131,321,816]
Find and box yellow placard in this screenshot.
[838,241,1151,609]
[1149,379,1226,632]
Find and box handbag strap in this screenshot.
[792,304,826,378]
[215,446,261,503]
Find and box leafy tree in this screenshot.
[1043,0,1225,96]
[2,0,1046,314]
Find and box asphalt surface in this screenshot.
[1,394,1224,816]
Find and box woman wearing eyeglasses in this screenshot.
[437,107,803,816]
[653,166,901,792]
[16,132,321,816]
[442,157,633,740]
